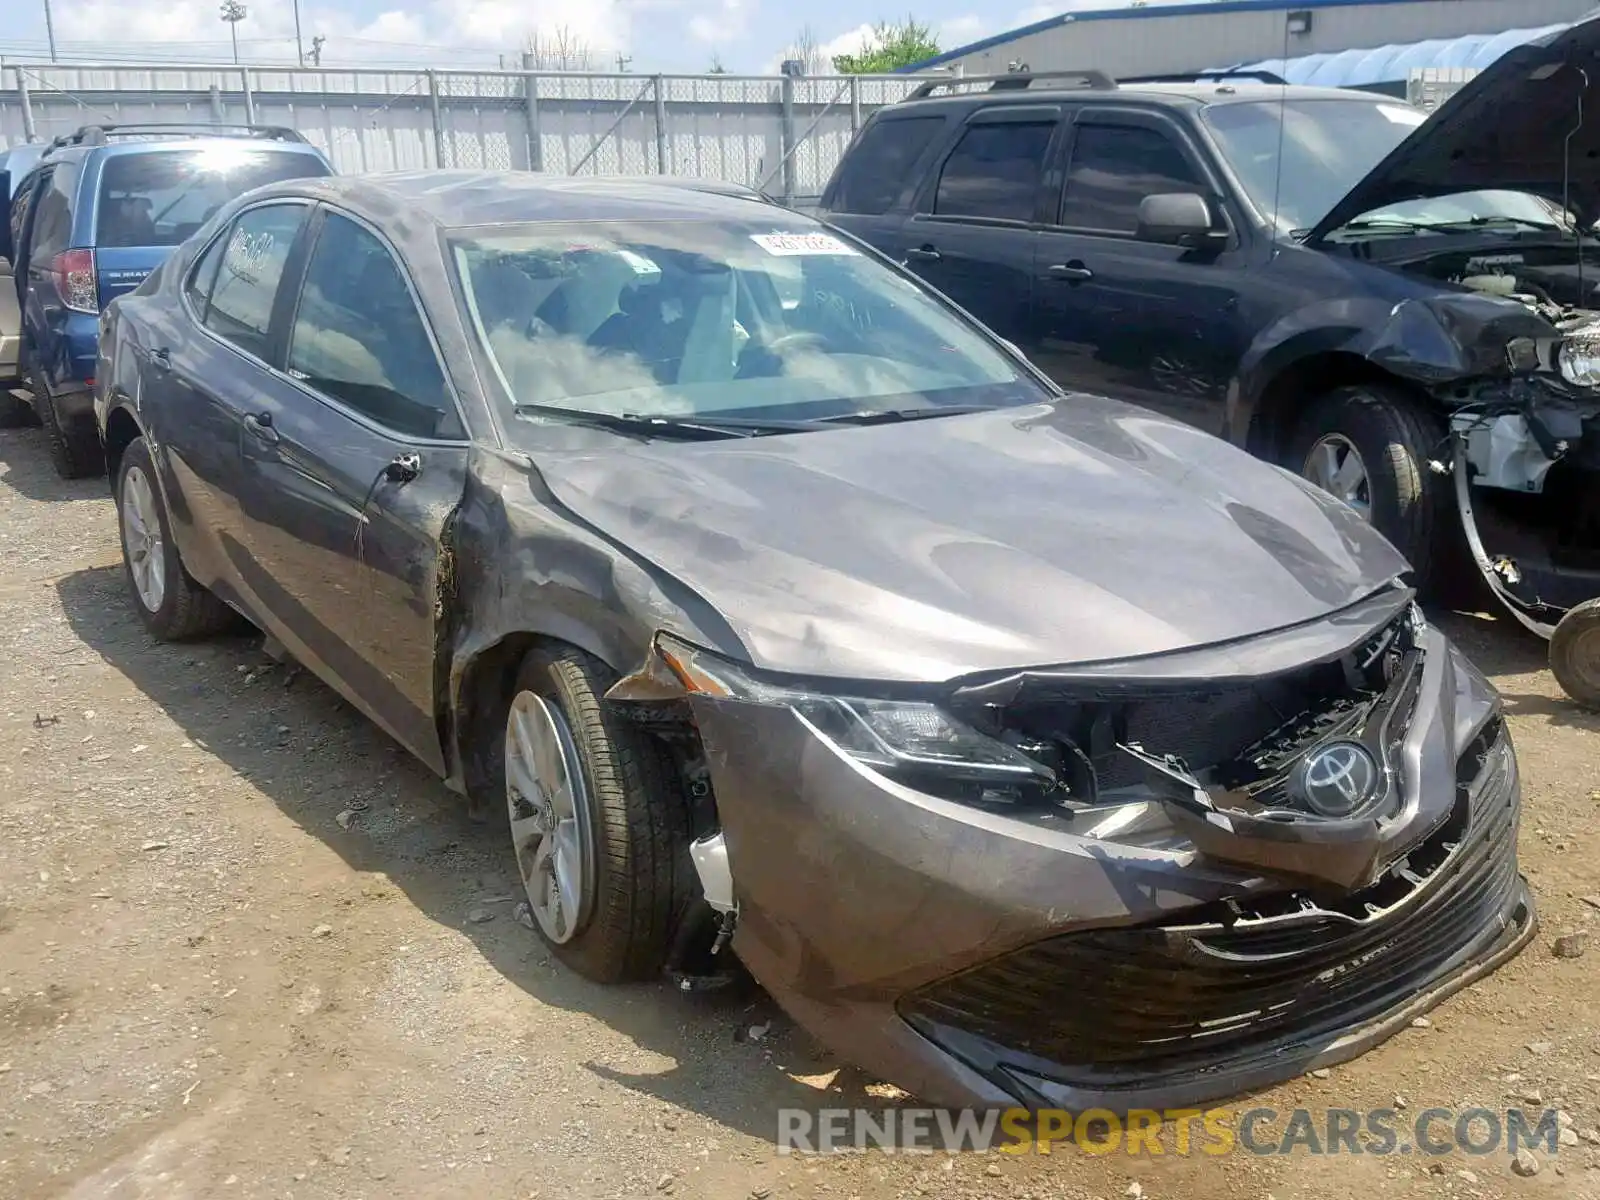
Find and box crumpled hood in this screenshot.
[529,399,1408,682]
[1309,13,1600,240]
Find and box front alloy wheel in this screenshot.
[1302,432,1372,521]
[505,690,597,944]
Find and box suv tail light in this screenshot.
[52,249,98,314]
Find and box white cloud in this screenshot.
[50,0,634,65]
[938,15,986,52]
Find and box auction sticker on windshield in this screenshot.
[751,232,858,256]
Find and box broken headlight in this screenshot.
[654,633,1057,804]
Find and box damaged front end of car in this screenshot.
[1444,319,1600,646]
[607,588,1535,1111]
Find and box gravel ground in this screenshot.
[3,417,1600,1200]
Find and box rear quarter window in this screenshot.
[827,115,946,215]
[95,148,329,249]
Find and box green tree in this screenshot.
[831,18,940,73]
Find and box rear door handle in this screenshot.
[149,347,171,371]
[1047,263,1094,282]
[904,246,942,264]
[243,412,279,445]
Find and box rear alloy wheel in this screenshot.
[1550,598,1600,710]
[32,370,104,479]
[498,645,694,983]
[1292,383,1461,598]
[115,436,237,640]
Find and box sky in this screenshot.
[0,0,1160,76]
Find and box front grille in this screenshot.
[900,723,1521,1087]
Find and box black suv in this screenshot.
[819,20,1600,648]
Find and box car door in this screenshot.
[150,201,313,595]
[889,106,1065,348]
[18,163,75,376]
[1032,108,1251,434]
[817,112,951,255]
[234,205,469,775]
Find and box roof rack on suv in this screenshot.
[45,123,308,152]
[1119,70,1289,86]
[907,69,1116,100]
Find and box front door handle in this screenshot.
[149,347,171,371]
[904,246,942,264]
[243,412,279,445]
[1047,262,1095,282]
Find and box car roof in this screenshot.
[891,79,1390,113]
[43,137,326,163]
[249,171,807,230]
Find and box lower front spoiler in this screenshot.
[916,876,1537,1112]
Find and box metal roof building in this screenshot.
[1231,21,1572,87]
[900,0,1597,82]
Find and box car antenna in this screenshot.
[1267,19,1291,248]
[1563,68,1588,303]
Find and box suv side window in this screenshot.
[202,204,306,360]
[933,120,1056,223]
[828,116,946,215]
[1059,123,1208,234]
[286,212,460,440]
[28,167,74,259]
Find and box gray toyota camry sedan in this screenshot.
[94,171,1534,1111]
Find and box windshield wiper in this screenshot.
[816,404,1001,426]
[512,403,822,440]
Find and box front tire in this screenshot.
[115,436,236,640]
[497,645,694,983]
[1292,384,1455,595]
[1550,598,1600,710]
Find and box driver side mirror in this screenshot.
[1136,193,1226,249]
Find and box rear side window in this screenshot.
[828,116,945,215]
[934,121,1055,222]
[96,148,328,249]
[201,204,306,359]
[286,212,459,439]
[184,232,228,320]
[1059,124,1207,233]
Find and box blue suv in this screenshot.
[2,124,332,477]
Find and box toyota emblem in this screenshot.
[1292,741,1381,817]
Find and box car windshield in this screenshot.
[95,146,328,249]
[1201,98,1575,238]
[449,219,1047,430]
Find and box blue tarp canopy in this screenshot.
[1231,22,1571,87]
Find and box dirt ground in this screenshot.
[3,418,1600,1200]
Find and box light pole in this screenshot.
[293,0,304,65]
[42,0,58,61]
[219,0,247,65]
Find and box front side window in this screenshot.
[1059,124,1207,234]
[450,218,1048,439]
[286,212,458,439]
[933,121,1056,223]
[202,204,305,359]
[96,147,329,250]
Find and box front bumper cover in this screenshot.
[689,627,1534,1111]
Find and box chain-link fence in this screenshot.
[0,62,925,204]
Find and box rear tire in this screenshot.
[1291,383,1464,599]
[1550,599,1600,710]
[496,644,694,983]
[32,369,104,479]
[115,436,236,640]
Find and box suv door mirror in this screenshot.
[1136,193,1224,248]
